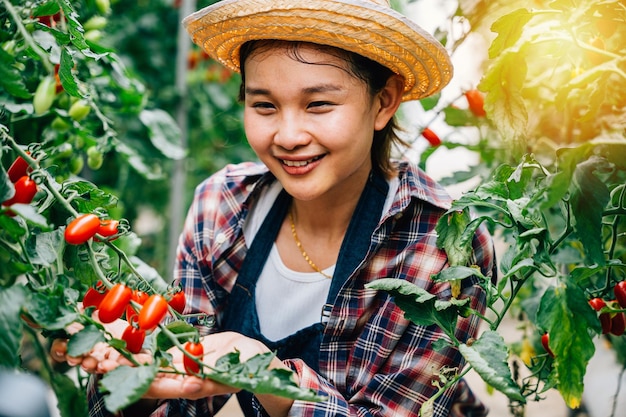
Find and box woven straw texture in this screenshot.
[184,0,453,101]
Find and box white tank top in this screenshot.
[242,179,398,341]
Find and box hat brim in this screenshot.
[183,0,453,101]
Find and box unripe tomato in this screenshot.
[138,294,169,331]
[83,16,108,31]
[126,290,149,322]
[421,127,442,147]
[83,281,108,309]
[183,341,204,374]
[33,76,57,115]
[7,153,31,183]
[614,282,626,308]
[541,333,554,358]
[98,283,132,323]
[465,89,486,117]
[86,146,104,170]
[121,325,146,354]
[96,0,111,15]
[69,156,84,175]
[68,99,91,121]
[611,313,626,336]
[2,176,38,206]
[65,213,101,245]
[168,290,186,315]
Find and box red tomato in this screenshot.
[121,325,146,354]
[421,128,442,147]
[183,341,204,374]
[541,333,554,358]
[611,313,626,336]
[600,313,612,334]
[83,281,108,309]
[64,213,101,245]
[465,89,486,117]
[97,219,119,240]
[126,290,149,322]
[7,154,30,183]
[138,294,169,331]
[2,176,38,206]
[98,283,132,323]
[589,298,606,311]
[168,290,186,315]
[614,282,626,308]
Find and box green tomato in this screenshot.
[96,0,111,15]
[68,100,91,121]
[86,146,103,170]
[33,76,56,115]
[84,16,108,31]
[69,156,84,175]
[51,117,71,132]
[56,142,74,159]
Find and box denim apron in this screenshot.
[221,171,389,416]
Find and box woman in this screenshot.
[74,0,496,416]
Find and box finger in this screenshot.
[81,356,99,373]
[50,339,68,363]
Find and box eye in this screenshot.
[250,101,276,114]
[307,101,333,111]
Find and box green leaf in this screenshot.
[569,156,610,266]
[488,9,533,58]
[62,180,118,212]
[537,282,597,408]
[156,320,198,352]
[436,209,472,266]
[205,352,324,402]
[99,364,158,412]
[51,372,88,417]
[443,106,473,127]
[479,50,528,139]
[432,265,486,283]
[0,285,26,367]
[459,330,525,402]
[139,109,186,160]
[26,229,64,266]
[0,48,30,99]
[365,278,459,338]
[59,48,82,98]
[67,325,106,357]
[419,94,440,111]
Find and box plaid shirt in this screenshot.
[88,160,495,417]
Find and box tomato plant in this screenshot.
[137,294,169,331]
[97,283,132,324]
[183,341,204,375]
[64,213,101,245]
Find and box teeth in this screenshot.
[283,156,319,167]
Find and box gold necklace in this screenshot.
[289,211,333,279]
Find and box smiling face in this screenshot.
[242,42,399,204]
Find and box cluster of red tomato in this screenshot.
[2,155,38,213]
[588,282,626,336]
[64,213,119,245]
[82,282,185,349]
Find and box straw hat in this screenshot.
[183,0,453,101]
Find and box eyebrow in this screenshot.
[244,84,344,96]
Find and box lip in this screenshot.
[278,154,325,175]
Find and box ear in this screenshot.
[373,74,404,131]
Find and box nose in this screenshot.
[273,111,311,150]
